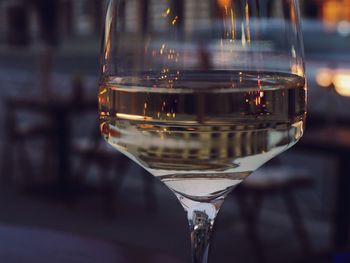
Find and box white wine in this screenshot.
[99,71,306,201]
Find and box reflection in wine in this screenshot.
[99,71,306,201]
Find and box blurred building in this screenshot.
[1,0,350,46]
[0,0,280,43]
[0,0,108,46]
[69,0,107,36]
[302,0,350,22]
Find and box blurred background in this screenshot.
[0,0,350,262]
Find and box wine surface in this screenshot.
[99,71,306,200]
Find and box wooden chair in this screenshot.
[1,98,54,185]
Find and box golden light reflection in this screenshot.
[290,2,297,26]
[103,1,114,66]
[160,44,166,55]
[168,49,175,60]
[255,96,261,106]
[291,63,304,77]
[163,8,171,17]
[116,113,151,121]
[100,88,107,95]
[241,23,246,46]
[143,102,147,116]
[245,1,251,44]
[172,16,179,25]
[139,124,155,130]
[230,8,236,40]
[334,73,350,97]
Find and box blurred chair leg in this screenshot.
[283,190,312,256]
[1,139,14,184]
[42,140,54,183]
[237,192,268,263]
[2,102,14,184]
[17,141,35,185]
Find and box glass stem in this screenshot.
[177,195,224,263]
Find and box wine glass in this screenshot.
[98,0,306,262]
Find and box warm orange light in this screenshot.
[217,0,231,9]
[322,0,350,24]
[160,44,165,55]
[116,113,151,121]
[334,73,350,97]
[163,8,171,17]
[315,69,350,97]
[316,69,333,87]
[172,16,179,25]
[245,1,251,44]
[99,88,107,95]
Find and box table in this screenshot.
[296,125,350,248]
[0,224,183,263]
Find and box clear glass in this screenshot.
[98,1,306,262]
